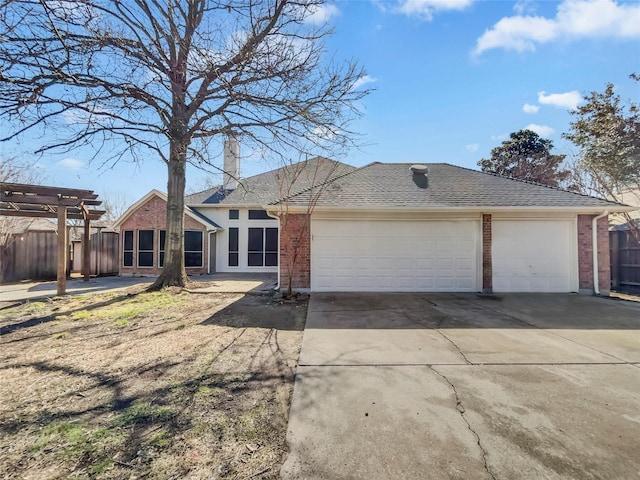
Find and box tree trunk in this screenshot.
[150,140,189,289]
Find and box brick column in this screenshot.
[279,213,311,291]
[482,214,493,294]
[577,214,611,295]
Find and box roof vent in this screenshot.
[411,164,428,175]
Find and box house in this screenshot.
[270,162,634,295]
[115,136,353,277]
[116,140,635,294]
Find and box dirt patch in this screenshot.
[0,287,306,479]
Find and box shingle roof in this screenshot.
[186,157,355,206]
[277,162,630,210]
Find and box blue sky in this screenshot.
[3,0,640,206]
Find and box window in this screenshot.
[123,230,133,267]
[138,230,154,267]
[248,209,273,220]
[229,209,239,220]
[248,227,278,266]
[158,230,203,267]
[184,231,203,267]
[228,228,239,267]
[159,230,166,267]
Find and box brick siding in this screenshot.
[279,213,310,290]
[119,194,208,275]
[482,214,493,293]
[577,214,611,294]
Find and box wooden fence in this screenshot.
[610,230,640,293]
[1,230,119,283]
[0,230,58,283]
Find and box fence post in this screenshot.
[609,231,619,290]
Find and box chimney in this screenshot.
[223,133,240,190]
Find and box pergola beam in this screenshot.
[0,208,105,221]
[2,182,97,198]
[0,192,102,206]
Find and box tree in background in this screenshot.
[478,129,571,188]
[563,75,640,239]
[0,0,369,288]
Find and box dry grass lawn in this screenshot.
[0,286,306,479]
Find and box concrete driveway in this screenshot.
[281,293,640,480]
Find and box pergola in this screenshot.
[1,182,105,295]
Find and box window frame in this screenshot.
[228,227,239,267]
[248,209,274,220]
[247,227,278,267]
[122,230,134,267]
[137,230,155,268]
[184,230,204,268]
[158,230,166,268]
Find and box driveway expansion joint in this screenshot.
[468,298,630,364]
[430,365,498,480]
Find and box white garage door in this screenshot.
[311,219,479,292]
[492,219,576,293]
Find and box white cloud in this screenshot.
[522,103,540,114]
[465,143,479,152]
[57,158,85,170]
[525,124,554,137]
[513,0,537,15]
[312,125,339,141]
[397,0,474,20]
[473,0,640,55]
[351,75,378,90]
[538,90,582,110]
[304,4,339,25]
[491,133,508,141]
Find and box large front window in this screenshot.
[248,227,278,266]
[138,230,154,267]
[184,231,203,267]
[158,230,203,268]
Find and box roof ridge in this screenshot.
[271,161,377,206]
[448,163,627,206]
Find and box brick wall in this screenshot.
[577,214,611,294]
[279,213,310,290]
[119,194,208,275]
[482,214,492,293]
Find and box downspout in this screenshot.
[265,209,281,291]
[206,228,216,275]
[592,210,608,295]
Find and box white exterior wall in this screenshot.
[194,207,278,273]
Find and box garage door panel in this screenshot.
[493,219,575,293]
[311,219,479,292]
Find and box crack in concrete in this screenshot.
[436,329,472,365]
[430,366,498,480]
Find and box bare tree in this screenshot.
[272,155,350,297]
[0,0,370,287]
